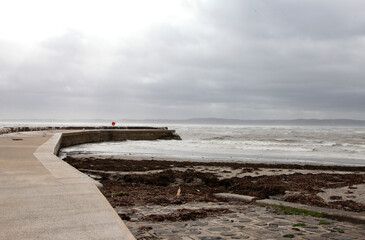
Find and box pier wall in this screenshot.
[0,127,182,239]
[57,129,181,154]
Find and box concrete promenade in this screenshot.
[0,130,139,240]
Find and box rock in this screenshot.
[207,227,230,232]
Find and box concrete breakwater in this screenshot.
[0,127,181,239]
[0,125,182,156]
[0,126,170,135]
[57,129,181,154]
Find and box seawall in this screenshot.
[0,127,181,239]
[58,129,181,153]
[0,126,169,135]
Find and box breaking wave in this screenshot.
[60,125,365,166]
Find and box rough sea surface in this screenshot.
[58,124,365,166]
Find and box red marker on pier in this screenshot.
[112,122,116,126]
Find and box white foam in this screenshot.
[60,125,365,166]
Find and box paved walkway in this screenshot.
[0,131,134,240]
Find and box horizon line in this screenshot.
[1,118,365,122]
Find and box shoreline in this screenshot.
[64,156,365,212]
[64,156,365,239]
[64,154,365,171]
[60,150,365,167]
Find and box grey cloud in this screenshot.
[197,0,365,39]
[1,1,365,119]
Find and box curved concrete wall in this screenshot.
[37,129,180,239]
[1,128,180,239]
[43,129,181,240]
[58,129,181,153]
[53,129,181,184]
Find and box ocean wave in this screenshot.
[202,135,237,140]
[269,138,298,143]
[202,136,299,144]
[60,125,365,166]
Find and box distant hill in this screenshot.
[123,118,365,126]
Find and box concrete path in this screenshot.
[0,131,135,240]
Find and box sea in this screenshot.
[1,121,365,166]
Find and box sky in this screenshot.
[1,0,365,120]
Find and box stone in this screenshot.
[332,236,358,240]
[185,230,202,235]
[303,226,319,229]
[233,225,246,230]
[304,228,322,233]
[231,236,250,239]
[172,222,188,228]
[271,221,292,226]
[154,230,174,236]
[189,221,209,226]
[199,237,222,240]
[254,222,268,226]
[221,232,237,236]
[181,237,194,240]
[214,193,255,202]
[256,230,281,237]
[303,236,327,240]
[208,227,230,232]
[321,233,341,238]
[238,218,252,222]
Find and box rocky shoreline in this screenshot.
[64,156,365,239]
[64,157,365,212]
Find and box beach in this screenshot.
[64,156,365,239]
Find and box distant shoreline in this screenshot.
[2,118,365,127]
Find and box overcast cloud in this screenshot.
[1,0,365,120]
